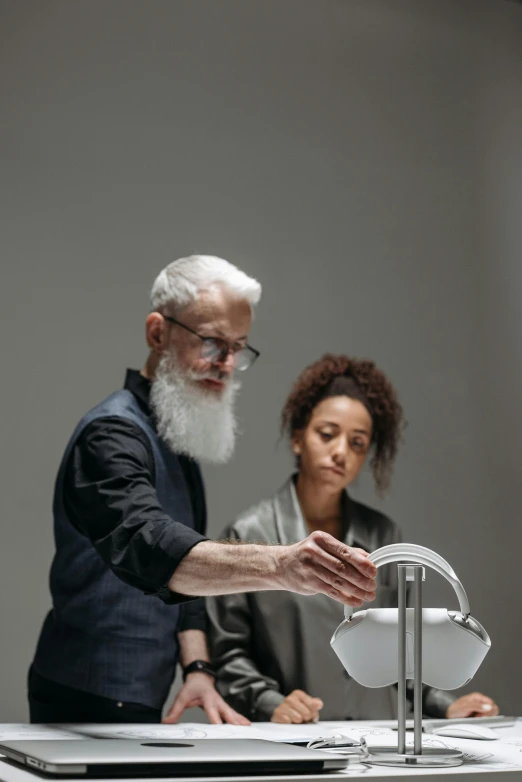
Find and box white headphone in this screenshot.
[344,543,470,620]
[331,544,491,690]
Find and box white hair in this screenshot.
[150,255,262,313]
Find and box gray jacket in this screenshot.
[207,477,456,721]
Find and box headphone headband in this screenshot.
[344,543,470,620]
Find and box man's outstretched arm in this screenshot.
[169,532,377,607]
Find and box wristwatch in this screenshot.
[182,660,216,681]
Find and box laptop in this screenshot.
[0,739,350,777]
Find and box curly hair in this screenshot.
[281,354,404,494]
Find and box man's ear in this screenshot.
[145,312,169,354]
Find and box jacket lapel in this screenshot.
[344,493,373,552]
[273,476,309,545]
[273,476,372,552]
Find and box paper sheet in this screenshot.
[0,725,80,741]
[55,721,352,743]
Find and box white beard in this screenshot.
[149,352,240,463]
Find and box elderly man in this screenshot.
[29,255,376,725]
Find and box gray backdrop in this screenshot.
[1,0,521,722]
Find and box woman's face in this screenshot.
[293,395,373,490]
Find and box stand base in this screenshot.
[367,746,464,768]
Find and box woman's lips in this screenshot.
[322,465,345,477]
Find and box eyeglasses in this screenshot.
[163,315,260,372]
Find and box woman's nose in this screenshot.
[332,438,349,462]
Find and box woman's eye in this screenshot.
[352,440,367,452]
[319,431,333,441]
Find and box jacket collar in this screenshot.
[272,475,373,552]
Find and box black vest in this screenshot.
[33,389,197,709]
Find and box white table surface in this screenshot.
[0,720,521,781]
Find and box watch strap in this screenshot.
[182,660,216,681]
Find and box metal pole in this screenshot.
[414,566,423,755]
[397,566,407,755]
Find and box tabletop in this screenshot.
[1,719,521,781]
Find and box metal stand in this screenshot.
[367,565,463,768]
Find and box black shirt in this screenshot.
[63,369,208,631]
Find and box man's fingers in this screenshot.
[162,699,186,724]
[161,711,179,724]
[313,532,377,578]
[315,576,366,605]
[303,535,377,595]
[162,690,194,724]
[302,572,366,605]
[297,566,371,606]
[312,555,376,599]
[203,692,251,726]
[222,704,251,725]
[205,705,224,725]
[314,566,375,604]
[351,547,371,558]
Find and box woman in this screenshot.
[207,355,498,723]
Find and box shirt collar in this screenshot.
[124,369,151,415]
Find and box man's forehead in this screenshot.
[184,287,252,330]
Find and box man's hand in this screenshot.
[446,692,499,719]
[277,532,377,607]
[271,690,324,724]
[162,673,250,725]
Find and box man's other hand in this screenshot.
[162,673,250,725]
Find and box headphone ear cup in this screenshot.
[331,606,491,689]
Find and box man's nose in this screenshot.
[213,349,237,375]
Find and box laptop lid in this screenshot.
[0,739,349,776]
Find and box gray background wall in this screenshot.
[1,0,521,721]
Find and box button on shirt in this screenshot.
[63,369,208,630]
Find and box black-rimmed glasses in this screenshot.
[163,315,260,372]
